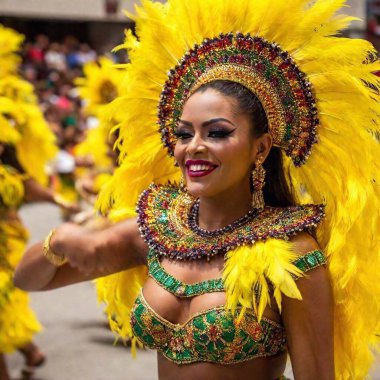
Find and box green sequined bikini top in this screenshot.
[131,250,286,364]
[132,184,326,364]
[131,249,326,364]
[131,290,286,364]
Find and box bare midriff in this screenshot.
[157,350,287,380]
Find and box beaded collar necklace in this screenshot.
[137,184,325,261]
[188,199,260,238]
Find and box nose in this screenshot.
[187,133,207,155]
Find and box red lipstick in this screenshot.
[185,160,218,178]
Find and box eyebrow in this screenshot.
[178,118,236,128]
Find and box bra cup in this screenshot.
[131,292,287,365]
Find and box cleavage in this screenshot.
[142,277,227,325]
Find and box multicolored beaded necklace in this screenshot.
[137,184,325,261]
[188,199,260,238]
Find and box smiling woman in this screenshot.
[14,1,380,380]
[176,87,263,202]
[176,80,294,210]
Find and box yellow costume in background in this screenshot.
[73,57,126,206]
[0,24,57,353]
[0,166,41,353]
[94,1,380,378]
[74,57,125,170]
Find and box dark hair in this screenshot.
[193,80,296,207]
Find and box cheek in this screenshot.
[214,139,253,167]
[174,143,185,165]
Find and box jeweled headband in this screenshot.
[158,33,319,167]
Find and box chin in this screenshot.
[186,181,218,198]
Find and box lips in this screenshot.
[185,160,218,178]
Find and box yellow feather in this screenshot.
[223,239,302,320]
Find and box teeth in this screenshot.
[189,164,214,171]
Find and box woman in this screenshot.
[15,1,380,379]
[15,80,332,379]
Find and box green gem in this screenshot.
[221,317,232,329]
[316,251,325,263]
[134,305,144,319]
[307,255,317,266]
[132,323,143,336]
[182,349,192,359]
[164,277,175,286]
[296,260,307,271]
[194,342,204,352]
[193,318,206,331]
[243,341,255,352]
[207,342,215,353]
[144,334,155,345]
[206,311,217,324]
[152,318,162,327]
[221,329,235,343]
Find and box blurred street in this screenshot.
[6,202,380,379]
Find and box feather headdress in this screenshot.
[95,1,380,377]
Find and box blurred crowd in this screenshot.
[20,34,123,153]
[11,33,123,221]
[20,34,97,151]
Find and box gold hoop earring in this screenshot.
[251,158,266,211]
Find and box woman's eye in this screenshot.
[174,131,193,140]
[208,129,234,138]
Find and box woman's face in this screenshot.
[174,88,271,199]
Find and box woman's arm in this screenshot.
[23,177,80,212]
[14,217,147,291]
[282,232,334,380]
[23,177,56,203]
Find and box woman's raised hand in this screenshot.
[49,223,104,275]
[14,217,147,291]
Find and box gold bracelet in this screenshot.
[43,229,67,266]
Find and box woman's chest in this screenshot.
[143,255,226,325]
[159,256,225,283]
[143,278,227,325]
[132,281,286,365]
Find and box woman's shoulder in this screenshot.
[287,231,327,279]
[289,231,321,257]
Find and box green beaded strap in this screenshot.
[292,249,326,279]
[148,250,225,297]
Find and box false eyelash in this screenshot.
[173,131,193,139]
[208,129,235,138]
